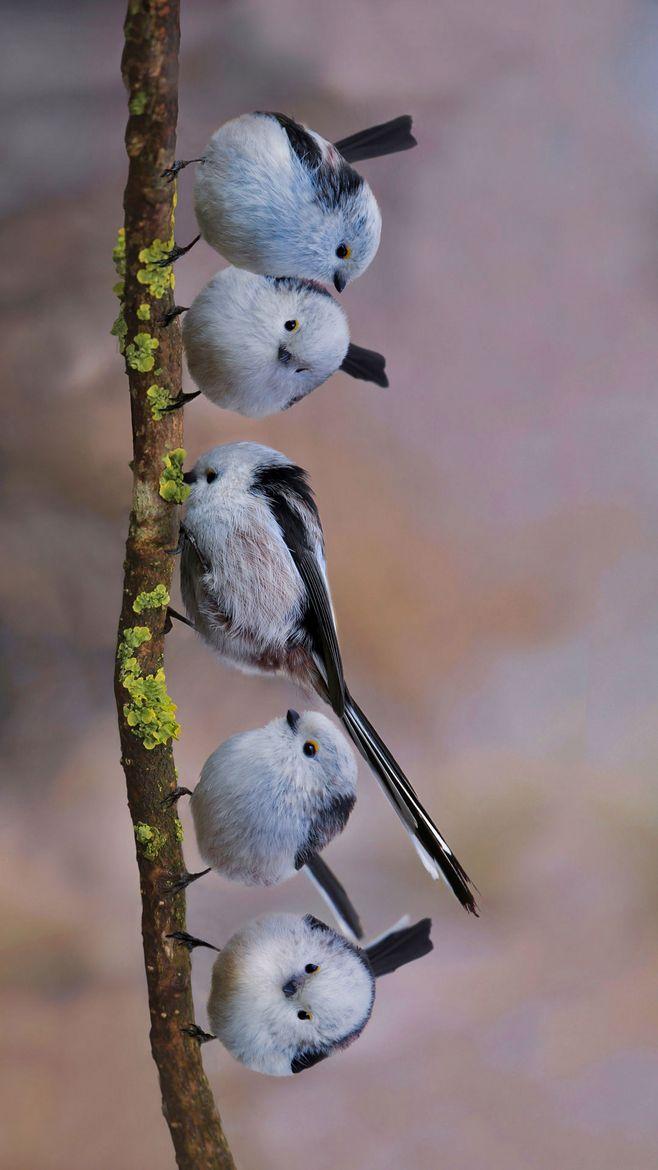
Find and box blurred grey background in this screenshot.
[2,1,658,1167]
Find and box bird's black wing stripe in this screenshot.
[258,111,323,170]
[291,1046,330,1074]
[294,794,356,869]
[252,463,345,716]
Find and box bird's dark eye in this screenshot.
[303,740,318,758]
[335,243,351,260]
[305,963,319,975]
[206,470,217,483]
[284,319,299,332]
[297,1010,312,1021]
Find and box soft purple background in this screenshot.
[2,2,658,1168]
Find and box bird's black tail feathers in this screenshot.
[340,343,389,388]
[342,693,478,915]
[334,115,417,163]
[304,853,364,940]
[365,918,433,978]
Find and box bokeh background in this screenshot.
[2,1,658,1167]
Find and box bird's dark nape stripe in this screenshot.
[303,913,333,935]
[268,275,334,300]
[342,693,478,914]
[303,852,364,940]
[365,918,433,978]
[259,111,323,169]
[334,115,417,163]
[340,343,389,387]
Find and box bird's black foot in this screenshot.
[162,390,201,413]
[154,235,201,267]
[167,930,220,952]
[181,1024,215,1044]
[164,607,196,635]
[161,158,205,183]
[164,867,211,896]
[161,305,190,327]
[161,785,193,808]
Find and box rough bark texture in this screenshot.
[114,4,236,1168]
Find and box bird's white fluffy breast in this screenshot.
[183,269,350,417]
[208,914,375,1076]
[194,114,326,276]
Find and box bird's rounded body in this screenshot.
[180,442,326,692]
[183,268,350,417]
[193,112,382,289]
[207,913,375,1076]
[191,710,357,886]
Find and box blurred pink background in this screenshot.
[2,1,658,1167]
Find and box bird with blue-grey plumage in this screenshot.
[179,911,432,1076]
[166,267,387,416]
[161,112,417,290]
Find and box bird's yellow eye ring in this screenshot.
[284,319,299,332]
[297,1009,313,1021]
[303,740,319,758]
[305,963,319,975]
[335,243,351,260]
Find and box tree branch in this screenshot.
[113,3,236,1167]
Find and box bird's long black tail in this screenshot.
[304,853,364,940]
[334,115,417,163]
[365,917,433,978]
[341,692,478,914]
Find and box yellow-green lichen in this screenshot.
[118,626,180,750]
[113,227,126,279]
[129,91,147,116]
[147,383,174,421]
[137,302,151,321]
[174,818,184,843]
[117,625,151,673]
[134,822,167,860]
[159,448,190,504]
[137,238,175,300]
[126,331,159,372]
[133,584,170,614]
[111,308,128,354]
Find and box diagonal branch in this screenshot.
[113,3,236,1167]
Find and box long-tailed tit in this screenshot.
[172,268,387,417]
[180,708,362,938]
[178,442,477,914]
[192,911,433,1076]
[162,113,416,289]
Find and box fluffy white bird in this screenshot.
[177,442,478,914]
[175,708,362,937]
[172,268,387,417]
[161,112,417,289]
[184,912,433,1076]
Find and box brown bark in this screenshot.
[114,3,236,1167]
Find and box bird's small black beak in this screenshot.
[286,709,300,732]
[333,270,347,293]
[282,974,304,997]
[182,469,197,484]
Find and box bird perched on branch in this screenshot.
[169,708,363,938]
[161,112,417,289]
[170,268,387,416]
[188,911,433,1076]
[177,442,477,914]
